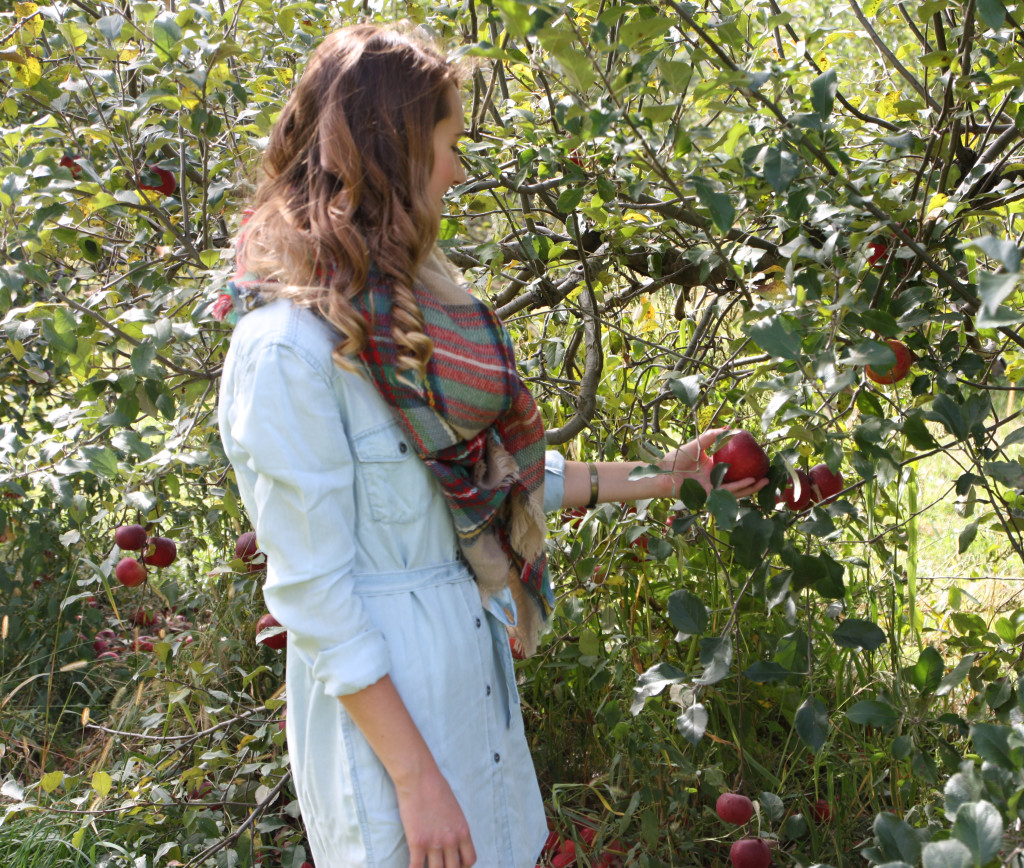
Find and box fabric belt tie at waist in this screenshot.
[351,560,473,596]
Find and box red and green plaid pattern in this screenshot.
[353,270,552,620]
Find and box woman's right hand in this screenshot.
[396,766,476,868]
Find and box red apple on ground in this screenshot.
[716,792,755,825]
[865,339,912,385]
[712,430,770,483]
[780,469,812,511]
[730,836,771,868]
[256,613,287,650]
[131,608,158,628]
[138,165,176,195]
[115,557,147,587]
[808,463,844,503]
[114,524,147,551]
[811,798,832,822]
[93,637,111,655]
[97,650,120,661]
[143,536,177,568]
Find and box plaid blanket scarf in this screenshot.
[218,238,553,657]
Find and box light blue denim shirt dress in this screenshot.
[217,298,566,868]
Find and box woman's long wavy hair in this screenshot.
[239,24,461,375]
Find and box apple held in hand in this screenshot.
[808,463,843,503]
[712,430,770,483]
[115,556,147,587]
[143,536,177,568]
[716,792,754,825]
[865,339,913,385]
[730,836,772,868]
[256,613,287,650]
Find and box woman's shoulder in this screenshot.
[229,297,340,376]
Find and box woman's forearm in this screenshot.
[561,459,675,507]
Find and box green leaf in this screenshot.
[907,646,944,694]
[96,14,125,41]
[970,723,1018,769]
[873,812,921,864]
[763,147,799,192]
[759,791,785,822]
[91,771,112,797]
[706,488,738,530]
[984,460,1024,488]
[41,771,64,793]
[925,394,967,440]
[832,618,887,651]
[743,661,796,682]
[153,11,182,60]
[81,446,120,479]
[976,0,1007,29]
[745,314,802,361]
[694,635,732,685]
[41,308,79,354]
[810,69,838,118]
[846,700,899,728]
[952,801,1003,866]
[667,374,703,407]
[902,413,940,450]
[921,839,973,868]
[676,702,708,746]
[794,696,828,753]
[677,478,707,511]
[631,662,686,715]
[667,588,709,636]
[131,343,156,378]
[958,520,979,554]
[693,178,734,233]
[556,186,586,212]
[945,764,983,821]
[960,236,1020,272]
[937,655,974,696]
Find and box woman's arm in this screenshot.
[339,677,476,868]
[560,427,769,508]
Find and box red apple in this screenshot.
[235,531,265,572]
[93,638,110,655]
[780,469,812,511]
[60,154,82,177]
[865,339,912,385]
[716,792,754,825]
[730,836,771,868]
[867,239,888,268]
[131,608,158,628]
[808,463,843,503]
[114,524,147,551]
[551,840,577,868]
[256,613,287,650]
[97,650,120,661]
[712,430,770,483]
[143,536,177,568]
[810,798,832,822]
[138,165,177,195]
[115,557,147,587]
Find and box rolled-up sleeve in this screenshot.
[543,450,566,513]
[221,340,390,697]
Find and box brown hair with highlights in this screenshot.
[239,24,461,375]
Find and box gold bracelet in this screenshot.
[586,462,600,509]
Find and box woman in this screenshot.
[217,24,765,868]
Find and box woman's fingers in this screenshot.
[459,838,477,867]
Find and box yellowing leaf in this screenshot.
[927,192,949,216]
[13,2,38,18]
[10,55,41,86]
[41,771,64,793]
[71,827,86,849]
[91,771,111,797]
[815,54,831,71]
[862,0,882,15]
[118,46,139,62]
[876,92,899,119]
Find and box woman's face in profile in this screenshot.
[426,86,468,215]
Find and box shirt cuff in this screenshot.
[543,450,566,513]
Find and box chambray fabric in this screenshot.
[218,298,560,868]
